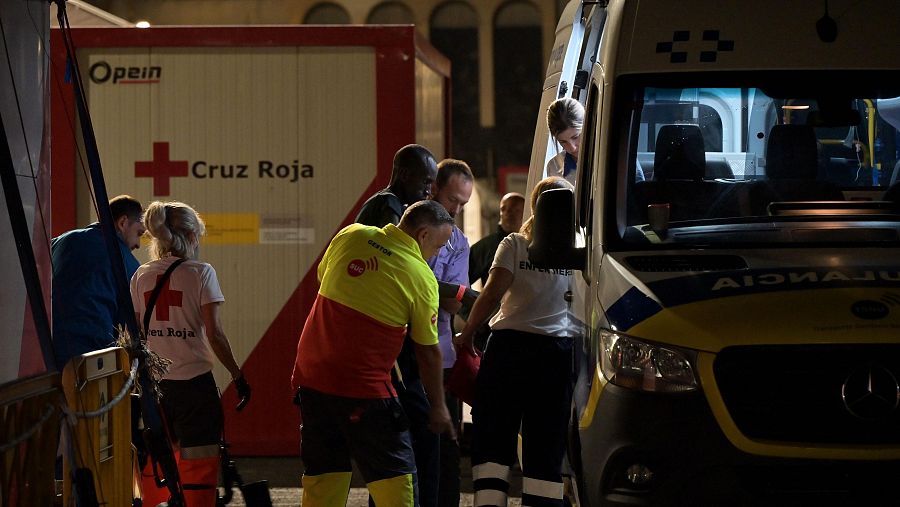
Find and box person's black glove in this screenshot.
[234,374,251,411]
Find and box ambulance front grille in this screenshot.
[713,345,900,445]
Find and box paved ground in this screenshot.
[221,455,523,507]
[224,488,523,507]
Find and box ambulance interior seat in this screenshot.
[749,124,844,215]
[653,124,706,181]
[635,152,734,181]
[632,124,741,223]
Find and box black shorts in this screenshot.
[298,388,415,483]
[159,371,223,448]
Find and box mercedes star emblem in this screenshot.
[841,363,900,420]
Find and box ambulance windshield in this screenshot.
[615,72,900,246]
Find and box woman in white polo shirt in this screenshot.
[455,176,579,507]
[131,200,249,507]
[546,98,583,186]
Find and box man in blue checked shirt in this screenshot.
[427,158,474,507]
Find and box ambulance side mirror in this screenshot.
[528,188,586,270]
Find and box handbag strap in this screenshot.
[143,258,186,334]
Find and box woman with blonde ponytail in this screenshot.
[130,201,250,507]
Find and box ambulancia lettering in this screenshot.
[712,270,900,291]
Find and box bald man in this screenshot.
[468,192,525,287]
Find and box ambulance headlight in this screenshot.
[600,330,698,392]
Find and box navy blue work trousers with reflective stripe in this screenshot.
[471,330,574,507]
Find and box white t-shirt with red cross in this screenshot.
[130,255,225,380]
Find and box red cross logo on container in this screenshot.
[135,142,188,196]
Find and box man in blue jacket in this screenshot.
[51,195,145,370]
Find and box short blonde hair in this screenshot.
[143,201,206,260]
